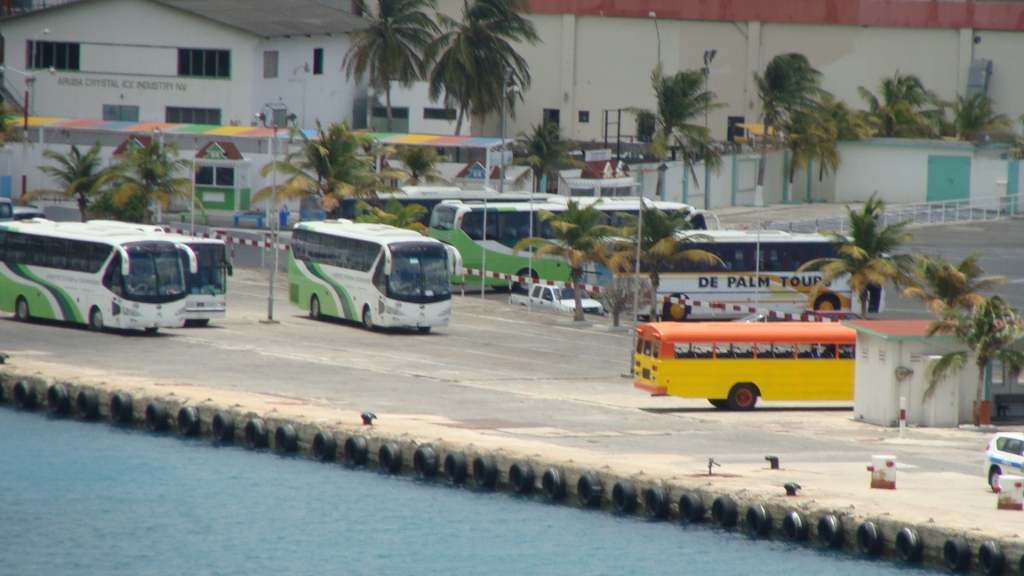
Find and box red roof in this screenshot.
[196,141,244,161]
[112,135,152,157]
[842,320,942,340]
[581,160,629,179]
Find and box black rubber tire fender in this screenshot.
[212,412,235,443]
[943,536,972,572]
[109,392,132,423]
[177,406,201,436]
[508,462,535,495]
[612,481,637,513]
[76,389,100,420]
[746,505,771,536]
[472,456,498,488]
[711,495,738,528]
[379,441,402,474]
[978,541,1004,576]
[817,514,844,549]
[645,486,670,519]
[145,403,169,432]
[541,468,566,500]
[47,383,71,415]
[344,436,369,465]
[275,424,299,452]
[782,510,809,541]
[312,431,336,461]
[678,492,705,523]
[895,527,923,563]
[13,380,37,410]
[245,418,269,449]
[857,521,882,556]
[413,446,439,478]
[577,473,602,508]
[444,452,467,484]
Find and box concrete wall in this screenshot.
[368,82,470,136]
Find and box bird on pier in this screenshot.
[361,412,377,426]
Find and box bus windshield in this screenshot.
[183,244,227,295]
[124,243,185,302]
[388,243,450,303]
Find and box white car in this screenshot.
[984,432,1024,491]
[510,285,604,315]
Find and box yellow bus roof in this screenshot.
[637,322,857,344]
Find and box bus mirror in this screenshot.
[176,243,199,274]
[117,246,131,276]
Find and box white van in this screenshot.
[0,198,13,221]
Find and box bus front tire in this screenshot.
[362,306,375,331]
[814,294,841,311]
[89,307,104,332]
[662,296,689,322]
[708,399,728,409]
[310,295,321,320]
[15,297,30,322]
[144,327,159,335]
[417,326,431,334]
[727,383,759,410]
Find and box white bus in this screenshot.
[333,185,560,225]
[655,229,882,320]
[288,220,457,333]
[0,219,196,333]
[85,221,230,327]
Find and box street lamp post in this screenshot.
[648,12,661,65]
[702,49,716,211]
[256,104,295,324]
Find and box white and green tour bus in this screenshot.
[289,220,459,333]
[0,219,196,333]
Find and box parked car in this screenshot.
[510,285,604,315]
[984,432,1024,491]
[12,206,46,220]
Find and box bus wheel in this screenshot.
[89,307,104,332]
[417,326,431,334]
[144,327,159,335]
[814,294,841,311]
[310,295,321,320]
[513,268,538,294]
[15,297,31,322]
[662,296,689,322]
[708,399,728,409]
[192,319,210,327]
[362,306,375,331]
[727,383,759,410]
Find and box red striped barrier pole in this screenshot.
[899,396,907,438]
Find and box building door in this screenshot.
[927,156,971,202]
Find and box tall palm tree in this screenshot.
[904,252,1006,316]
[392,145,448,185]
[798,194,916,316]
[513,122,584,193]
[254,121,407,214]
[512,200,614,321]
[754,53,822,189]
[786,93,872,185]
[606,204,718,320]
[858,71,941,138]
[111,139,193,223]
[344,0,439,132]
[951,93,1009,141]
[22,141,120,222]
[927,295,1024,425]
[429,0,539,135]
[354,198,428,233]
[0,104,25,145]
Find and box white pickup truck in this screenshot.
[511,285,604,315]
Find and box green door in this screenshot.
[927,155,971,202]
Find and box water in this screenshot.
[0,408,939,575]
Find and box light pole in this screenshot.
[256,103,295,324]
[629,193,647,375]
[648,12,661,65]
[702,49,716,211]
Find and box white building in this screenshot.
[0,0,369,129]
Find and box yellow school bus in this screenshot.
[634,322,856,410]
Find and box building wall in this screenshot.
[368,82,470,136]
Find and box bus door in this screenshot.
[635,337,660,391]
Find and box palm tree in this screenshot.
[903,252,1006,316]
[354,198,428,233]
[927,295,1024,425]
[22,141,119,222]
[111,139,193,223]
[392,145,448,185]
[254,121,407,214]
[0,104,25,145]
[429,0,539,134]
[786,93,872,186]
[951,93,1009,141]
[754,53,822,190]
[343,0,439,132]
[513,122,584,193]
[797,194,916,316]
[606,204,718,318]
[512,200,615,321]
[858,71,941,138]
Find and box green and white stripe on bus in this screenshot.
[288,253,357,320]
[428,227,573,287]
[0,263,84,323]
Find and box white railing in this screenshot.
[766,196,1020,234]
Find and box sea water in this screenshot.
[0,408,939,575]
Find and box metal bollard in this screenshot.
[899,396,907,439]
[866,455,897,489]
[997,475,1024,510]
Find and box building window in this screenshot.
[313,48,324,75]
[26,41,80,71]
[196,166,234,186]
[177,49,230,78]
[166,107,222,125]
[102,105,139,122]
[543,109,560,127]
[578,110,590,123]
[372,107,409,119]
[263,51,278,78]
[423,108,456,121]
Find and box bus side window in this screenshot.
[674,343,689,359]
[102,253,124,296]
[839,344,855,359]
[760,343,794,359]
[729,343,755,359]
[797,344,814,359]
[653,343,660,358]
[372,257,387,293]
[636,338,644,354]
[693,343,713,359]
[819,344,837,358]
[643,340,653,356]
